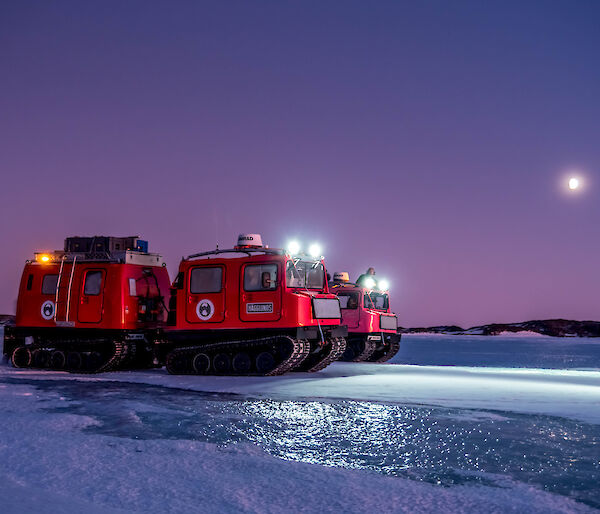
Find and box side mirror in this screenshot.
[262,271,275,289]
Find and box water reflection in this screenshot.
[3,377,599,509]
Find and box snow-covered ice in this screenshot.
[1,332,599,513]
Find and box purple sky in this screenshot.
[1,1,598,326]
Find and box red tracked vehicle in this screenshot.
[330,272,400,362]
[159,234,347,376]
[3,236,171,373]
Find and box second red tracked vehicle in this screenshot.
[160,234,347,376]
[330,272,400,362]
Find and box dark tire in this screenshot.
[232,352,252,374]
[66,352,83,371]
[50,350,66,369]
[212,353,230,373]
[192,353,210,374]
[12,347,31,368]
[32,350,50,368]
[255,351,276,373]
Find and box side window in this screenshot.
[190,267,223,293]
[338,292,359,309]
[244,264,277,291]
[129,278,137,296]
[41,274,58,295]
[83,271,103,296]
[26,274,34,291]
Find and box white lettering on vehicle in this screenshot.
[246,302,274,314]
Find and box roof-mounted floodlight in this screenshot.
[378,279,390,291]
[287,240,301,255]
[308,243,322,258]
[363,277,376,290]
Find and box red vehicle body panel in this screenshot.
[168,253,341,332]
[15,260,171,331]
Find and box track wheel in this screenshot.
[50,350,66,369]
[192,353,210,374]
[32,349,50,368]
[66,352,83,371]
[232,352,252,374]
[86,351,103,372]
[212,353,230,374]
[12,347,32,368]
[166,351,192,374]
[255,352,276,374]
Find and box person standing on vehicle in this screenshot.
[356,267,377,288]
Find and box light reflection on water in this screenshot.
[4,377,600,509]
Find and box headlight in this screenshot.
[312,298,341,319]
[378,279,390,291]
[380,315,398,330]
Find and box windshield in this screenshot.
[286,259,325,290]
[364,292,389,310]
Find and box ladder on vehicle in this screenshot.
[53,255,77,324]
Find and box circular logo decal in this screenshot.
[41,300,55,320]
[196,299,215,321]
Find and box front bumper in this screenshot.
[297,325,348,340]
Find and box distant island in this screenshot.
[401,319,600,338]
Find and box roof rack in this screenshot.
[33,250,164,266]
[187,247,285,259]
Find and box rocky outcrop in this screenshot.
[400,319,600,337]
[0,315,14,326]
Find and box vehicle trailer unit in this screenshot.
[330,274,400,362]
[160,234,347,376]
[4,236,171,373]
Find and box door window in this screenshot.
[338,292,359,309]
[244,264,277,291]
[84,271,103,295]
[190,267,223,293]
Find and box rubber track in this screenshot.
[369,338,401,363]
[165,336,311,376]
[297,337,347,373]
[12,339,130,374]
[351,337,377,362]
[95,340,129,373]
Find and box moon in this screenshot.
[568,177,580,190]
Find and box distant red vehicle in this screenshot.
[159,234,347,376]
[3,236,171,373]
[329,272,400,362]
